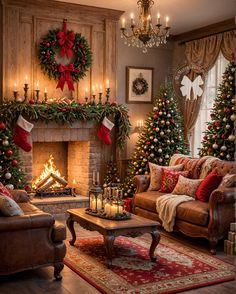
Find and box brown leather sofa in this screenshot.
[0,190,66,280]
[133,156,236,254]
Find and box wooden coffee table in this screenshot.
[66,208,160,268]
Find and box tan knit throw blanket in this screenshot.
[156,194,194,232]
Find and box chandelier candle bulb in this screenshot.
[122,18,126,29]
[165,16,169,28]
[157,12,160,25]
[130,13,134,26]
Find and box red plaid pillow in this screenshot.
[0,182,14,200]
[159,169,189,193]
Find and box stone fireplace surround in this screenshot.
[19,121,108,197]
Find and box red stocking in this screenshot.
[97,117,114,145]
[13,115,34,152]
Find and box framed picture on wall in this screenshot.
[126,66,153,103]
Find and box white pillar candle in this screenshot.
[118,205,123,213]
[110,205,117,217]
[97,199,102,211]
[104,203,111,215]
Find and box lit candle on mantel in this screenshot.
[24,75,28,85]
[85,87,88,97]
[36,81,39,91]
[13,82,17,92]
[165,16,169,27]
[99,85,103,94]
[92,85,95,95]
[106,79,110,89]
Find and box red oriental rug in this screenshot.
[64,230,235,294]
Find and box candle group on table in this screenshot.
[104,201,124,216]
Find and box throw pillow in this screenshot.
[0,182,14,199]
[0,193,24,216]
[159,169,189,193]
[172,175,203,198]
[195,171,223,202]
[218,173,236,189]
[148,162,184,191]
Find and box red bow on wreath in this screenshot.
[56,64,79,91]
[57,20,75,58]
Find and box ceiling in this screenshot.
[57,0,236,35]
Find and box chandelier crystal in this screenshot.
[120,0,171,53]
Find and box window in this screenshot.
[191,52,228,157]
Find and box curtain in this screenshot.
[180,30,236,140]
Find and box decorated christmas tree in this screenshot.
[103,160,121,187]
[123,83,189,197]
[0,121,25,189]
[199,60,236,160]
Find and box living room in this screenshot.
[0,0,235,293]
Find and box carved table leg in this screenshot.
[66,215,76,246]
[149,230,160,262]
[103,234,115,268]
[54,262,64,281]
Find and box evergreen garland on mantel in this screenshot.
[0,101,131,149]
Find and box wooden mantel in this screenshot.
[0,0,124,102]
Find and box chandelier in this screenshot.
[120,0,171,53]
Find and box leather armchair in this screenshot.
[0,190,66,280]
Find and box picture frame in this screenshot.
[126,66,153,103]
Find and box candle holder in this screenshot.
[35,89,40,103]
[13,91,18,101]
[92,94,96,105]
[43,92,48,103]
[88,183,103,213]
[98,92,102,104]
[105,88,110,104]
[23,83,29,103]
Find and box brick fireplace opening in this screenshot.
[19,121,111,197]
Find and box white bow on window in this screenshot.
[180,75,204,100]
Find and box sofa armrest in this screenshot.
[52,221,66,242]
[133,175,150,193]
[209,187,236,205]
[0,213,55,232]
[208,187,236,238]
[10,190,30,203]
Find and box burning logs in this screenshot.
[34,172,68,191]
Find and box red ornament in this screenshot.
[61,108,67,112]
[222,93,227,99]
[203,135,207,140]
[146,141,151,145]
[214,121,220,127]
[210,113,215,118]
[208,125,212,130]
[224,108,230,113]
[0,122,6,130]
[221,134,226,139]
[29,99,35,104]
[5,149,13,157]
[24,185,31,192]
[12,159,18,167]
[153,114,158,119]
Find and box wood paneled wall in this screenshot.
[0,0,123,102]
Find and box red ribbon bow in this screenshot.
[56,64,79,91]
[57,21,75,58]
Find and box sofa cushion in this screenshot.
[0,193,24,216]
[148,162,183,191]
[172,175,203,198]
[218,173,236,189]
[159,169,189,193]
[134,191,165,213]
[10,190,30,203]
[176,200,209,226]
[196,171,222,202]
[0,182,14,200]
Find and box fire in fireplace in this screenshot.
[33,155,73,197]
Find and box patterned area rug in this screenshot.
[64,230,235,294]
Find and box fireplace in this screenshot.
[18,121,111,197]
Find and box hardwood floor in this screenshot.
[0,217,235,294]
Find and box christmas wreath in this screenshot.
[38,20,92,91]
[132,74,148,95]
